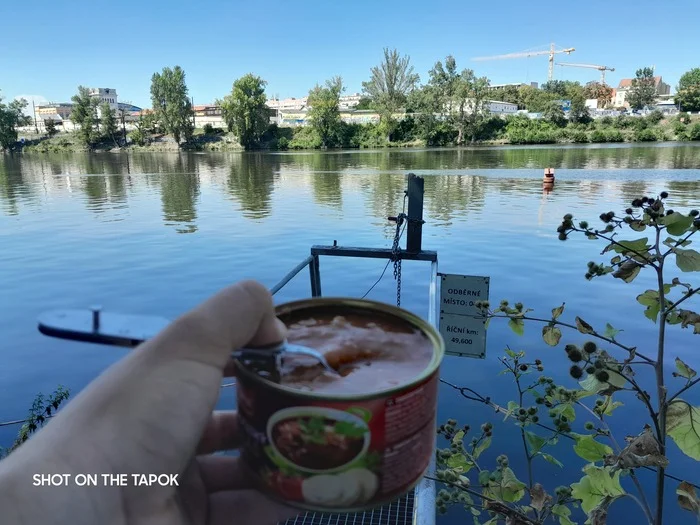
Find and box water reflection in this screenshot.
[226,154,279,219]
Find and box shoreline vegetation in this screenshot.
[15,112,700,154]
[4,51,700,154]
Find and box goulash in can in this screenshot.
[234,297,445,513]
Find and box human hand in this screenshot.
[0,280,301,525]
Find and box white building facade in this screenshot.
[89,88,119,111]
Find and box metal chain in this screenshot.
[392,192,408,307]
[391,217,402,307]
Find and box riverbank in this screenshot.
[15,112,700,154]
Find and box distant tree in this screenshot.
[518,85,556,113]
[496,85,524,109]
[424,56,490,144]
[355,97,372,110]
[541,80,568,96]
[45,118,58,137]
[100,102,118,140]
[628,67,657,110]
[569,93,591,124]
[218,73,269,150]
[543,101,567,127]
[676,67,700,112]
[307,76,344,148]
[0,94,31,150]
[583,81,614,108]
[460,72,491,144]
[70,86,100,146]
[362,48,420,142]
[150,66,194,145]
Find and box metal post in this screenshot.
[309,254,322,297]
[406,174,424,253]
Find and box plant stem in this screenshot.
[513,366,534,490]
[667,377,700,404]
[487,313,655,364]
[665,287,700,313]
[654,223,667,525]
[578,402,654,524]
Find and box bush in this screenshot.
[288,126,322,149]
[570,130,588,143]
[276,136,289,150]
[203,123,214,135]
[646,110,664,124]
[689,123,700,141]
[614,115,634,128]
[599,116,614,126]
[589,130,607,143]
[634,128,658,142]
[129,128,147,146]
[605,129,624,142]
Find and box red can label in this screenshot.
[236,371,438,511]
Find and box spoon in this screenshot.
[233,340,340,376]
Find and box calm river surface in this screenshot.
[2,143,700,524]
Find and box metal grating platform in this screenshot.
[281,491,415,525]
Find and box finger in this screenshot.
[147,280,287,370]
[197,455,253,493]
[196,411,242,455]
[208,490,301,525]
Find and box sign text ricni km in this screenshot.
[438,274,490,359]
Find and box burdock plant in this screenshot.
[433,192,700,525]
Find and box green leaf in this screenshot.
[601,399,624,416]
[474,436,491,459]
[552,304,565,320]
[666,400,700,460]
[452,430,465,445]
[571,465,625,514]
[575,316,595,334]
[525,431,547,454]
[505,400,519,420]
[572,433,614,462]
[637,290,661,322]
[664,236,692,248]
[478,469,491,487]
[505,348,517,358]
[508,318,525,336]
[665,212,695,236]
[608,237,650,254]
[612,260,642,283]
[604,323,621,339]
[499,467,527,503]
[676,248,700,272]
[446,453,474,472]
[551,403,576,422]
[629,219,646,232]
[541,453,564,468]
[552,504,575,525]
[610,255,622,264]
[542,325,562,346]
[675,357,697,380]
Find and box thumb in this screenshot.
[20,281,286,477]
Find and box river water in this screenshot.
[1,143,699,524]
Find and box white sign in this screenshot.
[438,274,490,358]
[440,314,488,358]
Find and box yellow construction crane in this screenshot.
[556,62,615,84]
[472,43,575,82]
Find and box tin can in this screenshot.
[234,297,445,513]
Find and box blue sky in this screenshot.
[3,0,697,109]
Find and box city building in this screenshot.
[193,105,222,117]
[35,103,73,122]
[489,82,539,90]
[487,100,518,114]
[89,88,119,111]
[613,76,671,108]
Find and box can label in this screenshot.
[236,371,439,510]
